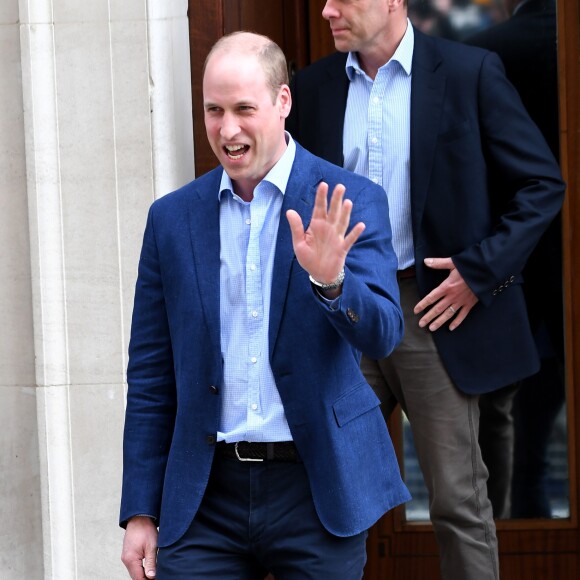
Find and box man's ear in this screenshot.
[278,84,292,119]
[388,0,406,12]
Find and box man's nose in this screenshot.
[220,113,240,140]
[322,0,338,20]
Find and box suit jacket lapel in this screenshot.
[410,31,446,240]
[187,169,222,353]
[268,145,322,357]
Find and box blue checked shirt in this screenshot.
[343,20,415,270]
[217,134,296,443]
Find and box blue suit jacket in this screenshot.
[120,143,411,547]
[286,28,565,394]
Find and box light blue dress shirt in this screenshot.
[217,134,296,443]
[343,21,415,270]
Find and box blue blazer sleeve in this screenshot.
[120,206,177,526]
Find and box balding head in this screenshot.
[204,31,289,104]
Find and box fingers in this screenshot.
[420,303,459,332]
[286,208,305,243]
[311,181,331,221]
[449,305,470,331]
[424,257,455,270]
[327,183,347,224]
[421,302,474,332]
[343,221,366,252]
[414,267,478,331]
[324,182,364,239]
[313,182,350,226]
[414,285,443,316]
[416,298,452,330]
[122,555,148,580]
[289,182,363,244]
[416,290,477,331]
[121,518,158,580]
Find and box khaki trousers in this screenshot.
[361,278,499,580]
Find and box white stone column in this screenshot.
[15,0,194,577]
[0,0,43,577]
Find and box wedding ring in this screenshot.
[449,306,456,314]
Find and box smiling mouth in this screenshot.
[224,144,249,160]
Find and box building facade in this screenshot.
[0,1,194,578]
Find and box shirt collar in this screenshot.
[346,18,414,81]
[218,132,296,200]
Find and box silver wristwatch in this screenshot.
[308,267,345,290]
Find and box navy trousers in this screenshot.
[156,454,368,579]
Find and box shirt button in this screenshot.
[246,218,251,225]
[372,177,379,184]
[371,137,378,144]
[250,264,256,271]
[251,356,257,364]
[251,403,258,411]
[373,96,379,103]
[251,310,258,318]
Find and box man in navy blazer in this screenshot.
[286,0,565,578]
[120,31,409,579]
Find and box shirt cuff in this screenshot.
[312,287,342,310]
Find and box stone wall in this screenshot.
[0,1,194,578]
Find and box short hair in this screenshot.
[204,31,289,103]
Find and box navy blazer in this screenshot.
[120,143,411,547]
[467,0,564,358]
[286,28,565,394]
[467,0,559,160]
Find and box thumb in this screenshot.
[424,257,454,270]
[143,550,156,579]
[286,209,305,243]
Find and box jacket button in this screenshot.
[206,434,216,445]
[347,308,360,323]
[209,385,219,394]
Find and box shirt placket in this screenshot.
[368,70,386,187]
[245,189,268,430]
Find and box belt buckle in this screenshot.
[234,441,264,462]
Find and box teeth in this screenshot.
[225,144,246,160]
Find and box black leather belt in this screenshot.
[217,441,300,462]
[397,266,416,280]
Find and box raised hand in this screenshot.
[286,182,365,289]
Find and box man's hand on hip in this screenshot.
[413,257,479,331]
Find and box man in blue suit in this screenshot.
[286,0,565,578]
[120,31,410,579]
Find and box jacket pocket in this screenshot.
[333,384,381,427]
